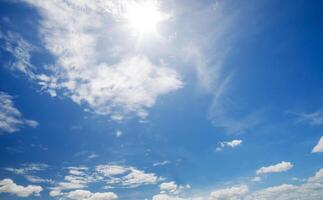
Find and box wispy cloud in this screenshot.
[0,92,38,133]
[153,160,171,167]
[293,110,323,126]
[256,161,293,175]
[0,31,36,77]
[12,0,183,120]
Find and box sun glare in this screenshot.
[125,1,168,35]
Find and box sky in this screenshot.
[0,0,323,199]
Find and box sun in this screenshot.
[125,1,169,35]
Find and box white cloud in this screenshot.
[312,136,323,153]
[96,164,162,188]
[152,194,185,200]
[0,31,36,76]
[210,185,249,200]
[24,175,53,184]
[307,168,323,183]
[19,0,182,120]
[0,92,39,133]
[256,161,293,175]
[216,139,242,151]
[96,165,128,177]
[160,181,178,194]
[153,161,171,167]
[50,167,94,196]
[0,178,43,197]
[67,190,118,200]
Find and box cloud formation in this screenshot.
[0,92,38,133]
[17,0,182,120]
[0,178,43,197]
[210,185,249,200]
[67,190,118,200]
[216,139,242,151]
[256,161,293,175]
[312,136,323,153]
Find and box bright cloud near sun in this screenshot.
[124,0,170,35]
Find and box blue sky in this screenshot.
[0,0,323,199]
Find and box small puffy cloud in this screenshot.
[0,178,43,197]
[210,185,249,200]
[96,165,128,177]
[256,161,293,175]
[312,136,323,153]
[0,92,38,133]
[67,190,118,200]
[216,139,242,151]
[160,181,178,194]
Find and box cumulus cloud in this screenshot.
[216,139,242,151]
[210,185,249,200]
[312,136,323,153]
[96,164,162,188]
[256,161,293,175]
[67,189,118,200]
[0,178,43,197]
[307,168,323,183]
[0,92,38,133]
[17,0,182,120]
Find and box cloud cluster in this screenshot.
[0,92,38,133]
[256,161,293,175]
[5,163,52,184]
[49,164,162,199]
[96,164,162,188]
[0,178,43,197]
[150,168,323,200]
[12,0,182,120]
